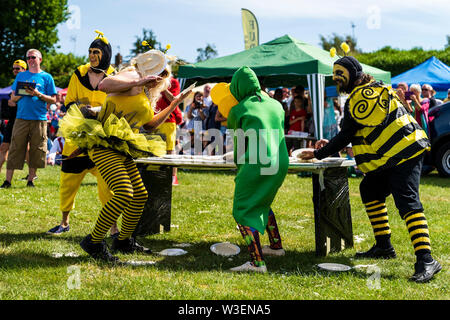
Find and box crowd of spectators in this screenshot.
[1,51,448,185]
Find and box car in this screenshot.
[427,101,450,177]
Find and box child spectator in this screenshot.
[288,96,307,134]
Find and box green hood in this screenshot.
[230,66,261,102]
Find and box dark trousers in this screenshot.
[359,154,424,219]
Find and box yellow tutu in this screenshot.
[58,105,166,159]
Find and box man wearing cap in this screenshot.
[300,56,442,283]
[46,31,118,236]
[1,49,57,188]
[211,66,289,273]
[0,60,27,173]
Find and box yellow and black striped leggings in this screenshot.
[89,148,148,242]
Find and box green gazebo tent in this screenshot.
[178,34,391,139]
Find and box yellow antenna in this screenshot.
[94,30,109,44]
[141,40,152,49]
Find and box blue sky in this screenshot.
[56,0,450,63]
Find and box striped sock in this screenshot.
[365,200,392,248]
[266,209,282,249]
[404,212,432,260]
[118,158,148,240]
[238,224,265,267]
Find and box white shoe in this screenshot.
[229,261,267,273]
[262,245,285,257]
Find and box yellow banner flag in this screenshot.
[241,8,259,50]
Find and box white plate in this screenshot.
[210,242,240,257]
[159,248,188,256]
[322,157,345,163]
[124,260,157,266]
[317,263,352,272]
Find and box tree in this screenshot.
[319,33,360,55]
[196,43,218,62]
[41,51,88,88]
[356,46,450,77]
[130,28,162,57]
[0,0,70,87]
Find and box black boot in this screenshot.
[80,234,120,263]
[0,180,11,188]
[355,244,397,259]
[112,237,152,254]
[410,258,442,283]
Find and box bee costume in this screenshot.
[59,34,167,261]
[313,56,441,283]
[49,31,116,236]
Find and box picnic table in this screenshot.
[134,155,356,256]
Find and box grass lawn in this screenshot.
[0,164,448,300]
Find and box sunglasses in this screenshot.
[89,49,102,55]
[26,56,37,60]
[422,88,428,91]
[12,67,21,71]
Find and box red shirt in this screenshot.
[289,108,307,132]
[155,78,183,124]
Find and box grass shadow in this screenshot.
[0,232,401,281]
[0,232,85,247]
[131,237,402,280]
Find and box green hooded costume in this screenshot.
[227,66,289,234]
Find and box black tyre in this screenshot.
[435,141,450,177]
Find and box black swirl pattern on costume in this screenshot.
[351,85,391,123]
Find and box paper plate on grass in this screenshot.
[159,248,188,256]
[210,242,240,257]
[317,263,352,272]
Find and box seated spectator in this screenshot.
[422,84,437,110]
[409,84,430,135]
[286,96,307,153]
[185,91,207,132]
[273,88,289,133]
[443,89,450,103]
[47,136,64,166]
[430,88,443,106]
[395,83,414,113]
[323,95,339,141]
[185,91,208,154]
[288,96,307,133]
[333,98,342,129]
[215,109,228,154]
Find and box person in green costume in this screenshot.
[211,66,289,273]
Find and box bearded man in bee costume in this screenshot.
[47,31,118,236]
[301,56,441,283]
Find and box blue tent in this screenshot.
[391,56,450,92]
[0,86,12,100]
[0,85,62,100]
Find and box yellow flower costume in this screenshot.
[59,91,166,159]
